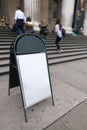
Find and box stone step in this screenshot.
[0,66,9,75]
[47,48,87,54]
[0,56,9,61]
[0,42,11,45]
[0,43,11,46]
[0,59,9,65]
[46,46,87,50]
[0,51,10,55]
[0,30,15,32]
[0,30,17,33]
[0,30,87,75]
[1,45,87,50]
[47,35,87,38]
[0,51,10,54]
[47,51,87,59]
[0,57,9,61]
[0,36,16,39]
[46,43,87,46]
[46,37,87,42]
[0,32,17,35]
[46,38,87,41]
[0,50,10,53]
[0,54,9,58]
[48,54,87,65]
[1,53,87,75]
[47,34,87,40]
[0,39,14,42]
[0,29,12,32]
[46,41,87,44]
[0,47,10,50]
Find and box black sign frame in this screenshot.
[9,33,54,122]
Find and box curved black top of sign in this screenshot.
[13,33,46,55]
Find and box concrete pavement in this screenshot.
[44,99,87,130]
[0,59,87,130]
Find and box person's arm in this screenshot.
[14,11,18,22]
[55,25,59,34]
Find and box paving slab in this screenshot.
[50,59,87,94]
[0,60,87,130]
[44,99,87,130]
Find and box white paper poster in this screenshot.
[16,53,51,108]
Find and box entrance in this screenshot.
[72,0,77,28]
[53,0,61,20]
[72,0,86,33]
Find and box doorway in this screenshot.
[53,0,61,20]
[72,0,77,28]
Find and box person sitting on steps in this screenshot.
[25,16,34,33]
[39,19,49,43]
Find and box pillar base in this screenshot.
[83,31,87,36]
[63,27,73,34]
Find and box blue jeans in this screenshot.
[16,19,24,34]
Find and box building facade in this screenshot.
[0,0,87,35]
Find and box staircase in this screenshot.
[46,33,87,65]
[0,27,17,75]
[0,27,87,75]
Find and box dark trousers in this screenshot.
[16,19,24,34]
[55,35,62,50]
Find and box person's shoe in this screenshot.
[57,48,63,53]
[60,48,63,52]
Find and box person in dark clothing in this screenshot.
[54,20,63,51]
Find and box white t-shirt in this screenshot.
[15,9,26,23]
[55,24,63,38]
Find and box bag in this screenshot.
[43,27,49,35]
[62,28,66,37]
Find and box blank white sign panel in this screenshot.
[16,53,51,108]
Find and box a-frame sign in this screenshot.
[9,33,54,122]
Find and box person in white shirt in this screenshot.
[55,20,63,50]
[14,6,26,34]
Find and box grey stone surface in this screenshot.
[0,59,87,130]
[50,59,87,94]
[45,100,87,130]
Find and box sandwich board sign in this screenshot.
[9,33,54,122]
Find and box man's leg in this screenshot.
[55,36,60,50]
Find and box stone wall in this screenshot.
[40,0,49,23]
[7,0,21,25]
[48,0,54,31]
[0,0,22,26]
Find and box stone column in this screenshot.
[83,3,87,35]
[24,0,40,30]
[61,0,75,33]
